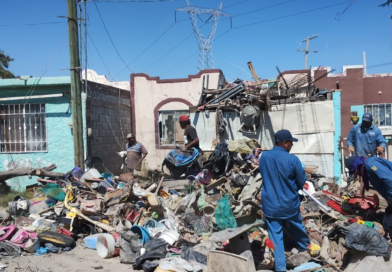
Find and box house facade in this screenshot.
[130,69,223,168]
[0,70,131,190]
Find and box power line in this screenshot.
[0,22,65,27]
[93,1,134,72]
[231,0,295,18]
[92,0,179,2]
[116,21,177,76]
[88,32,111,75]
[144,32,195,72]
[234,1,352,29]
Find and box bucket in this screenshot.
[203,205,215,217]
[96,234,118,258]
[116,219,132,232]
[84,234,101,249]
[80,168,101,183]
[25,238,40,253]
[159,230,179,245]
[130,225,150,245]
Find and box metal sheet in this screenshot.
[270,101,334,133]
[191,111,216,151]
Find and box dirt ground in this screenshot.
[1,244,141,272]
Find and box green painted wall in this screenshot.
[0,77,86,191]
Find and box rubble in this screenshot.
[1,115,392,272]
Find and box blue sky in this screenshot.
[1,0,391,82]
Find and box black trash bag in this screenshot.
[133,239,168,269]
[345,223,391,257]
[181,245,207,265]
[143,260,160,272]
[118,231,142,264]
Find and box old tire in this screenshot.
[37,231,75,247]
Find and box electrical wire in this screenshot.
[92,0,179,2]
[116,21,177,76]
[88,32,113,75]
[234,1,352,29]
[0,22,65,27]
[93,1,134,72]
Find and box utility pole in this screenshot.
[67,0,84,170]
[363,51,367,75]
[297,34,318,69]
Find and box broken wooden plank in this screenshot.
[204,177,227,192]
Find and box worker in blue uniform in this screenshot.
[346,156,392,207]
[259,129,310,272]
[347,113,386,158]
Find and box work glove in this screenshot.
[348,146,355,154]
[377,146,384,155]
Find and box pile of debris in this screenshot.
[0,138,392,272]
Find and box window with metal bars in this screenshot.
[0,104,47,153]
[364,104,392,127]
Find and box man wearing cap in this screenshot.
[179,115,201,152]
[347,113,386,157]
[345,155,392,208]
[259,129,309,272]
[126,133,148,173]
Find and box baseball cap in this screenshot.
[274,129,298,142]
[126,133,135,138]
[362,113,373,122]
[179,115,190,122]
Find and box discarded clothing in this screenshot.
[345,224,391,257]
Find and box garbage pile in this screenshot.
[1,140,392,272]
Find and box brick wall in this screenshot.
[85,81,131,175]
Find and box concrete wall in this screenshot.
[86,81,131,175]
[131,70,223,168]
[0,81,75,190]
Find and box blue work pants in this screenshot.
[266,211,309,272]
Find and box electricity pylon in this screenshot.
[177,0,230,70]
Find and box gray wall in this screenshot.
[86,81,131,175]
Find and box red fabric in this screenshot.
[179,115,190,121]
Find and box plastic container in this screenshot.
[116,219,132,232]
[203,205,215,217]
[98,180,114,194]
[84,234,101,249]
[80,168,101,183]
[126,210,139,222]
[118,182,124,189]
[130,225,150,245]
[159,230,179,245]
[25,238,40,253]
[96,234,117,258]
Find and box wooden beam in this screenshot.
[204,177,227,192]
[247,61,261,84]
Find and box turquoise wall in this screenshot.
[333,91,342,185]
[0,78,87,191]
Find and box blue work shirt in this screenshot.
[347,124,386,158]
[364,157,392,201]
[259,146,307,219]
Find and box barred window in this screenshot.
[0,104,47,153]
[364,104,392,127]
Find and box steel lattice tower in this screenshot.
[177,0,230,71]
